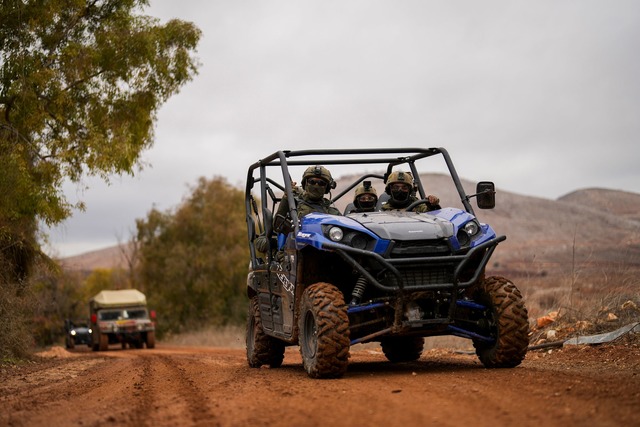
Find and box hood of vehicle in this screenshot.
[348,211,454,241]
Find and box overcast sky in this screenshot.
[43,0,640,258]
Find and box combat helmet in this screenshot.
[301,165,336,194]
[354,181,377,198]
[385,170,414,194]
[354,181,378,211]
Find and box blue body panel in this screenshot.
[292,208,496,254]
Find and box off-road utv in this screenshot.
[245,148,529,378]
[64,319,92,349]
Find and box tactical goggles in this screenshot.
[307,178,327,187]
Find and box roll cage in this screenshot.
[245,147,493,268]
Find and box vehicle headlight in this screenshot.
[70,330,76,336]
[88,328,92,334]
[328,226,344,242]
[457,220,481,247]
[463,221,479,236]
[322,225,373,250]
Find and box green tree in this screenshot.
[0,0,201,357]
[136,177,248,335]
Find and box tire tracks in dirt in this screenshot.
[3,344,638,427]
[130,352,220,427]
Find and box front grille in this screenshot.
[382,265,454,288]
[390,240,451,258]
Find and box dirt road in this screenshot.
[1,341,638,427]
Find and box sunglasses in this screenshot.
[307,178,327,187]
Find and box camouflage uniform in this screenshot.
[275,187,340,223]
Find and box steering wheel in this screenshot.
[405,199,440,212]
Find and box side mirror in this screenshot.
[476,181,496,209]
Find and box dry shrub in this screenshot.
[0,284,36,360]
[560,292,640,333]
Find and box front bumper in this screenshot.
[323,235,506,292]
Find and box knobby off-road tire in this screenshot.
[298,282,350,379]
[380,336,425,362]
[246,296,285,368]
[473,276,529,368]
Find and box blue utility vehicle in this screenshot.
[245,148,529,378]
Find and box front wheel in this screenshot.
[298,282,350,378]
[246,296,285,368]
[473,276,529,368]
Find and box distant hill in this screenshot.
[558,188,640,223]
[59,243,133,272]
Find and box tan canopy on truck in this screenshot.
[90,289,147,309]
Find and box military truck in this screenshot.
[245,147,529,378]
[89,289,156,351]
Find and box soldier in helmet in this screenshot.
[274,165,340,233]
[352,181,378,213]
[380,170,440,212]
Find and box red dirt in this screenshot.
[1,339,639,427]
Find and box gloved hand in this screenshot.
[427,195,440,205]
[254,235,269,253]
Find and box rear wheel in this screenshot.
[473,276,529,368]
[298,282,350,378]
[246,296,285,368]
[380,336,424,362]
